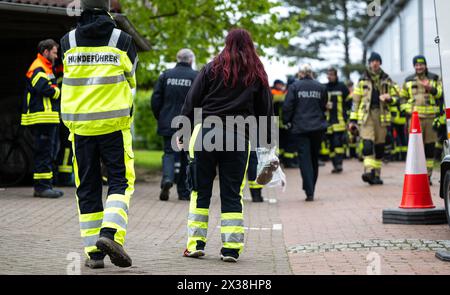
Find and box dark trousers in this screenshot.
[295,131,323,196]
[393,124,407,160]
[329,131,345,169]
[31,124,58,191]
[73,130,135,258]
[162,136,189,198]
[186,127,249,255]
[56,123,73,184]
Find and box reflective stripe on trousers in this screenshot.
[186,125,249,254]
[73,129,135,257]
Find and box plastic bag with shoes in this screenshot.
[256,147,286,190]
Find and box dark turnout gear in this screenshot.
[181,62,273,258]
[21,53,61,193]
[30,125,58,192]
[247,151,264,202]
[283,76,328,199]
[152,63,198,136]
[325,80,350,172]
[282,77,328,134]
[61,9,137,263]
[21,53,61,126]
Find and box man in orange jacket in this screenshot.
[21,39,63,198]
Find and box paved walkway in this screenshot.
[0,159,450,275]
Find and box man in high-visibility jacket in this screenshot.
[350,52,400,185]
[60,0,138,269]
[21,39,63,198]
[400,55,443,181]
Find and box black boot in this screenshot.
[159,181,172,201]
[371,169,384,185]
[362,170,375,184]
[250,188,264,203]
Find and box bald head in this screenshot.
[177,49,195,65]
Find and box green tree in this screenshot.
[280,0,370,79]
[121,0,300,87]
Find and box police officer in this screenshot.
[21,39,63,198]
[283,64,328,201]
[350,52,399,185]
[60,0,138,269]
[152,49,198,201]
[400,55,443,182]
[324,67,350,173]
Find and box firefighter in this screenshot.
[53,57,75,186]
[247,151,264,202]
[180,28,273,262]
[390,96,408,161]
[324,67,350,173]
[434,98,447,165]
[400,55,443,182]
[152,49,198,201]
[60,0,138,269]
[21,39,63,198]
[350,52,399,185]
[346,81,359,159]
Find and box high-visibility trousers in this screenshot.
[72,129,135,259]
[186,125,249,255]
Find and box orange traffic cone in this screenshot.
[400,111,433,208]
[383,112,446,224]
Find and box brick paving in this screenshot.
[1,159,450,275]
[0,177,290,275]
[281,159,450,275]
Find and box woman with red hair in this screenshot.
[180,28,273,262]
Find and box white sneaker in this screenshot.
[220,254,238,263]
[183,249,205,258]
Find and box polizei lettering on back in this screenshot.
[66,53,121,66]
[297,91,322,99]
[167,78,192,87]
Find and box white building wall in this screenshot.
[367,0,442,83]
[423,0,440,74]
[400,0,420,76]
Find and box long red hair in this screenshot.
[211,28,269,88]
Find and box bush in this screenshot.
[133,90,163,150]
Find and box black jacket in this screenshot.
[181,62,273,123]
[151,63,198,136]
[282,77,328,134]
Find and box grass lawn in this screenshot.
[134,150,163,172]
